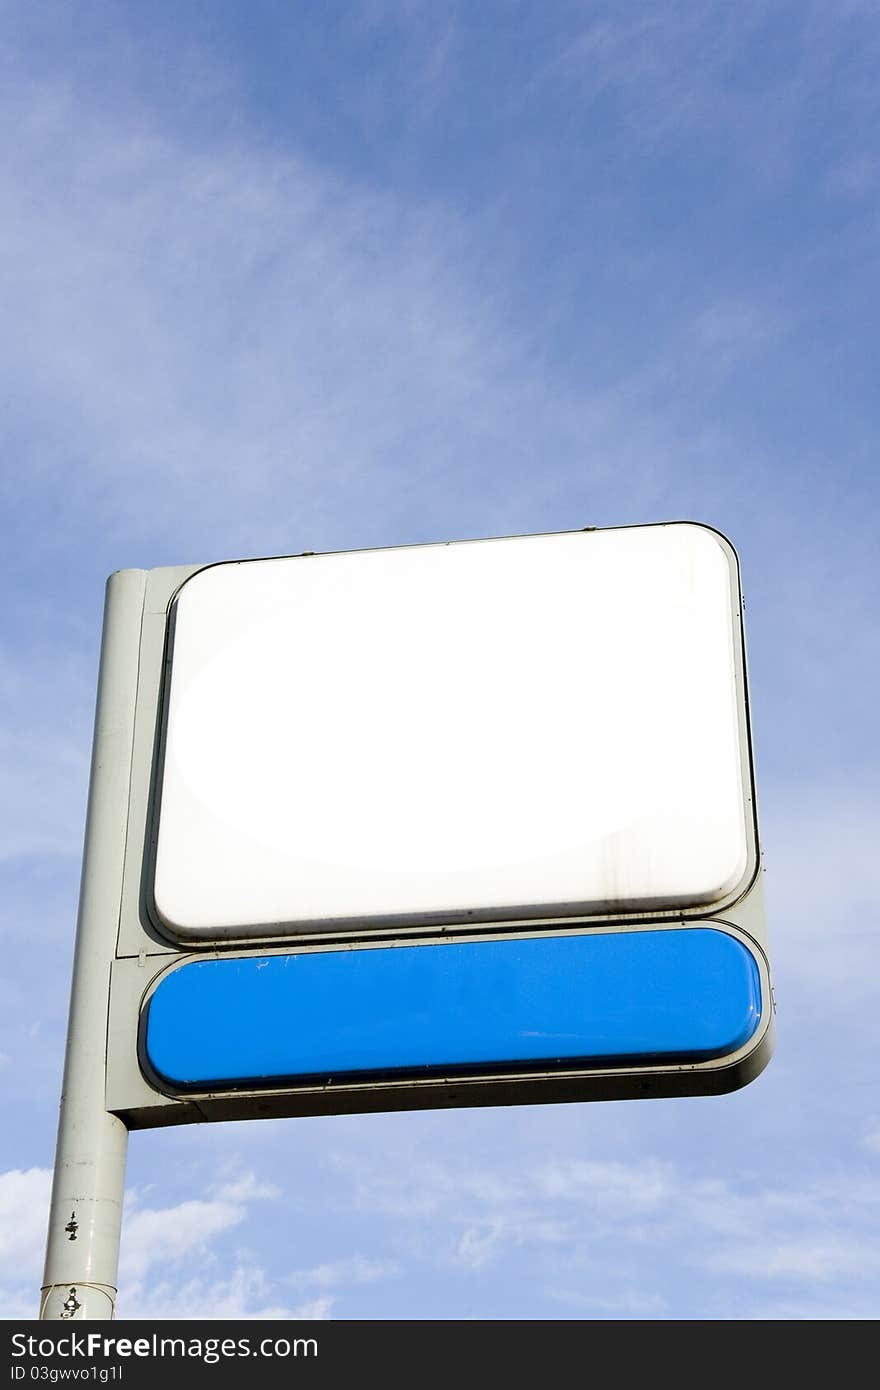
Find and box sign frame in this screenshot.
[102,522,771,1127]
[41,523,774,1319]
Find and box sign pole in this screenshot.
[41,569,147,1319]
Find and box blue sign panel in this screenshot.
[143,928,762,1091]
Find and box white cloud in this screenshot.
[549,1287,669,1316]
[5,7,853,892]
[285,1255,397,1290]
[454,1214,568,1271]
[0,1167,51,1273]
[0,1162,337,1319]
[542,0,880,187]
[117,1265,332,1321]
[1,0,877,1329]
[0,47,665,886]
[0,646,94,864]
[0,75,569,560]
[708,1235,880,1282]
[342,1140,880,1315]
[209,1171,280,1204]
[351,1152,676,1236]
[119,1166,289,1285]
[760,786,880,998]
[0,1167,51,1321]
[0,29,782,585]
[120,1197,246,1281]
[537,1157,674,1208]
[0,1161,399,1319]
[739,1292,880,1321]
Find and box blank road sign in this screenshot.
[92,521,772,1121]
[152,523,754,942]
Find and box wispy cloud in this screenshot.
[209,1171,280,1205]
[117,1170,335,1318]
[120,1197,247,1282]
[0,1167,51,1276]
[761,785,880,999]
[117,1265,332,1322]
[0,20,805,582]
[549,1287,669,1316]
[541,0,880,185]
[118,1267,330,1317]
[0,637,98,865]
[2,0,879,1328]
[0,71,583,562]
[341,1137,880,1317]
[4,4,870,898]
[708,1234,880,1282]
[0,1163,351,1319]
[285,1254,398,1291]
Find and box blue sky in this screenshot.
[1,0,879,1320]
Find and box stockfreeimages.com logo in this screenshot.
[11,1333,317,1368]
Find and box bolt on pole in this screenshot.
[41,569,147,1319]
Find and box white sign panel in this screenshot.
[152,523,754,940]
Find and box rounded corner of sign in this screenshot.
[135,989,173,1096]
[138,1036,184,1100]
[136,958,207,1098]
[149,882,203,945]
[166,559,228,613]
[675,519,741,568]
[689,922,771,1081]
[692,841,757,914]
[710,1010,774,1095]
[156,918,210,947]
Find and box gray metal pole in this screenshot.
[41,568,147,1320]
